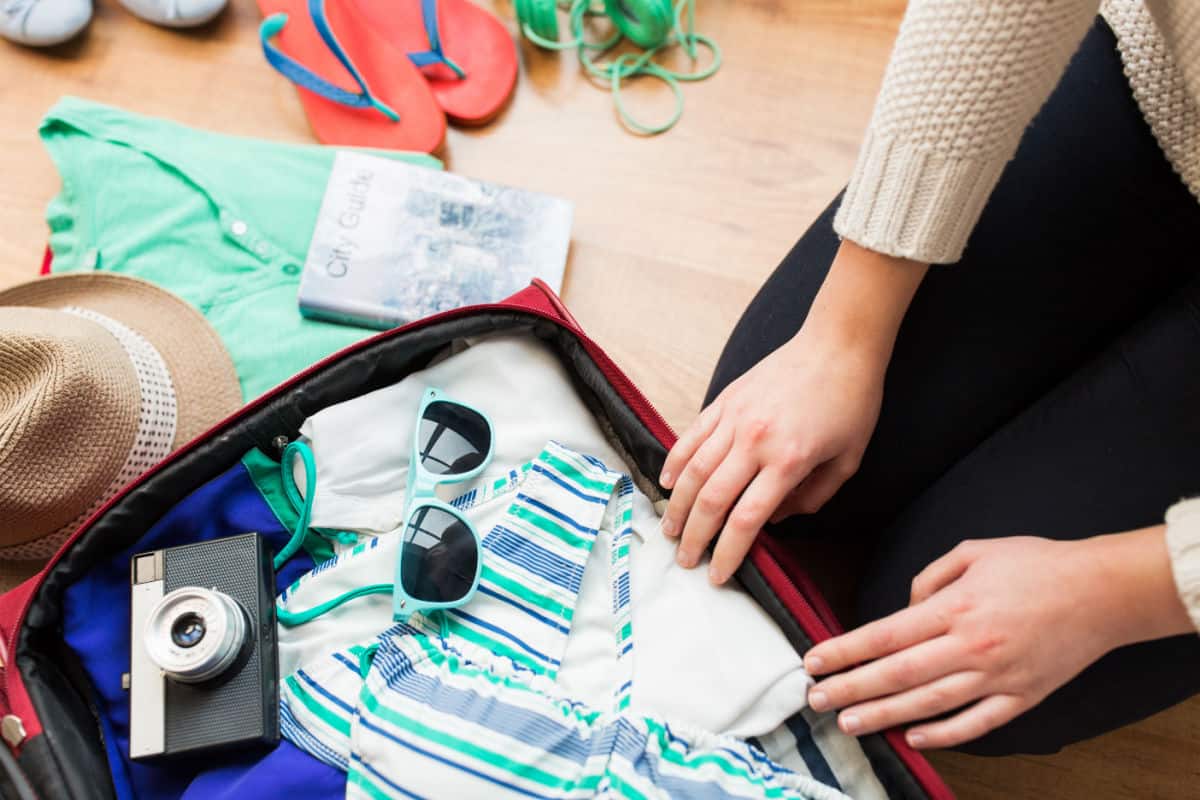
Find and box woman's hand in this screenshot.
[660,327,885,584]
[804,528,1195,749]
[659,240,928,584]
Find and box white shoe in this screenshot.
[118,0,226,28]
[0,0,91,46]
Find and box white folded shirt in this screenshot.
[283,334,810,738]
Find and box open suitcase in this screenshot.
[0,280,953,800]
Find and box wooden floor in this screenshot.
[0,0,1196,796]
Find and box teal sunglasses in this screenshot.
[392,387,494,622]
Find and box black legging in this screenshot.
[707,18,1200,757]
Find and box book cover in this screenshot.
[299,151,573,329]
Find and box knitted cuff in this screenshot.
[1164,497,1200,634]
[833,129,1007,265]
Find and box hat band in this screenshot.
[0,307,179,561]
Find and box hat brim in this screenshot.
[0,273,243,446]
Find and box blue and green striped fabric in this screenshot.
[279,442,848,799]
[280,442,634,769]
[421,443,625,681]
[345,629,848,800]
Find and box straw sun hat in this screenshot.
[0,273,242,566]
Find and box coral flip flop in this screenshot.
[259,0,446,152]
[362,0,519,125]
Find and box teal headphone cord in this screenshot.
[277,582,393,626]
[577,0,720,135]
[273,440,360,571]
[272,440,393,625]
[520,0,721,135]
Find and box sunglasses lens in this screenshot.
[418,401,491,476]
[400,506,479,604]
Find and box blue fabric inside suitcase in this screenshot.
[60,461,337,800]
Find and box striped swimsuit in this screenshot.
[279,442,848,800]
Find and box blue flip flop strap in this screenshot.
[259,0,401,122]
[406,0,467,79]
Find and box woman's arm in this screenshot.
[803,526,1195,749]
[659,240,926,584]
[803,240,928,367]
[764,241,928,523]
[663,1,1109,584]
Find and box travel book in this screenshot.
[299,151,573,329]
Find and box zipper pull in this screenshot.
[2,715,26,747]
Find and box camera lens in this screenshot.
[144,588,249,683]
[170,612,206,648]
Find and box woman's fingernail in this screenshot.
[809,690,829,711]
[709,564,727,585]
[907,732,926,749]
[661,517,677,537]
[676,549,695,568]
[805,655,824,673]
[840,714,861,734]
[660,470,673,487]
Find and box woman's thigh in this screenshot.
[857,274,1200,756]
[707,19,1200,541]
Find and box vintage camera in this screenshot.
[128,532,279,761]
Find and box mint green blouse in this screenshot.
[43,96,442,401]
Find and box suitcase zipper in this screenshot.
[748,547,833,645]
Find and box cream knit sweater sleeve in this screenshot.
[1164,499,1200,633]
[834,0,1101,264]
